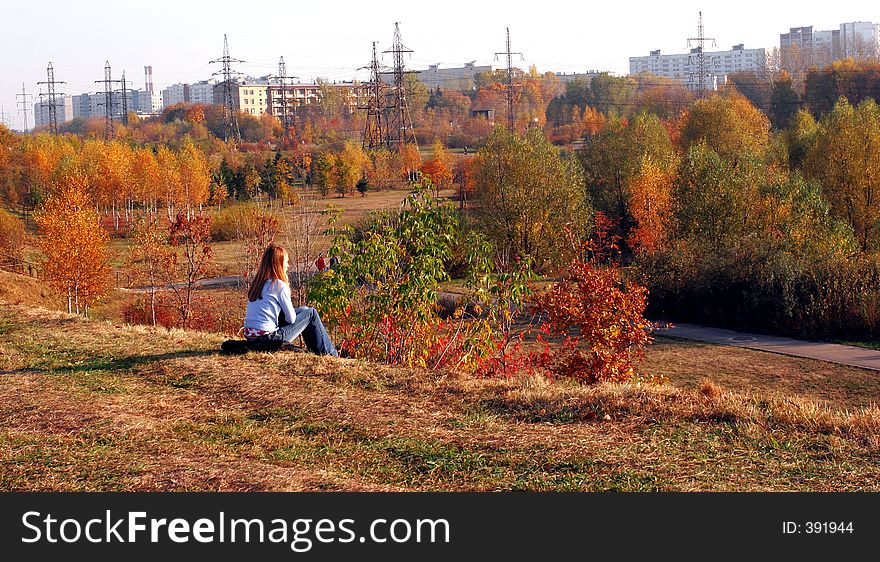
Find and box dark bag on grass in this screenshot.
[220,338,283,355]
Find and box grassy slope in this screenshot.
[1,302,878,492]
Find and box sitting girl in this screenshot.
[243,244,338,357]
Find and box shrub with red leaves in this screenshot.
[531,213,654,384]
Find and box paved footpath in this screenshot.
[656,323,880,372]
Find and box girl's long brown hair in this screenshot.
[248,244,289,302]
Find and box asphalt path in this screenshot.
[656,322,880,372]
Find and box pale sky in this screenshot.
[2,0,877,130]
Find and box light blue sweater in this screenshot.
[243,279,298,332]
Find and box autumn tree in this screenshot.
[769,71,800,130]
[20,133,76,208]
[673,143,759,251]
[35,185,111,314]
[335,141,367,197]
[128,216,172,327]
[129,147,160,217]
[579,111,677,240]
[0,209,27,269]
[803,59,880,117]
[312,152,336,197]
[0,125,21,206]
[368,149,394,190]
[804,97,880,251]
[80,140,130,231]
[531,217,652,384]
[243,166,263,199]
[472,127,590,271]
[681,94,770,162]
[627,155,676,254]
[420,157,453,197]
[165,213,214,328]
[453,157,476,209]
[208,173,230,211]
[398,143,422,181]
[156,146,182,218]
[177,137,212,214]
[783,109,819,169]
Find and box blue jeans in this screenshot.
[270,307,338,357]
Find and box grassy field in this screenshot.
[1,299,878,492]
[102,187,458,278]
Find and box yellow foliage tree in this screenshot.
[398,143,422,180]
[35,185,111,314]
[177,138,212,214]
[805,98,880,252]
[129,147,161,215]
[627,155,676,254]
[335,141,368,197]
[681,94,770,161]
[156,146,182,218]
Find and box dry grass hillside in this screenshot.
[2,298,879,492]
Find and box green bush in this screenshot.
[640,245,880,341]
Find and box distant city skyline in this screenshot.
[2,0,878,130]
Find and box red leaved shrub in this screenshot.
[530,214,655,384]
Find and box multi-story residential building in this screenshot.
[266,83,323,115]
[66,89,157,120]
[188,80,217,105]
[131,90,160,116]
[780,21,880,68]
[265,81,365,117]
[33,96,74,128]
[381,62,494,91]
[780,26,816,54]
[215,83,269,115]
[840,21,880,58]
[162,83,189,107]
[629,44,766,89]
[71,93,92,119]
[147,91,163,113]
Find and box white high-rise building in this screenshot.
[629,44,767,89]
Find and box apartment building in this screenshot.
[780,21,880,67]
[381,61,494,91]
[161,83,189,107]
[629,44,766,89]
[264,82,365,116]
[33,96,74,128]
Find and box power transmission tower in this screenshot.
[276,56,299,143]
[0,106,7,128]
[360,41,388,150]
[119,70,129,126]
[37,62,66,135]
[687,11,716,97]
[16,83,33,132]
[382,22,417,151]
[495,27,523,131]
[95,61,122,140]
[210,34,245,143]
